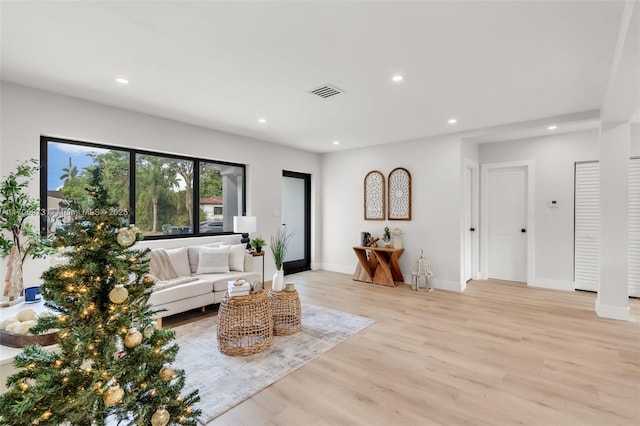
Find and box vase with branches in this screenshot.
[270,228,291,291]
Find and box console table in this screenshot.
[352,246,405,287]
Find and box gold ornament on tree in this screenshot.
[159,365,175,381]
[142,274,157,285]
[116,228,136,247]
[124,327,142,348]
[151,406,170,426]
[108,284,128,304]
[103,383,124,406]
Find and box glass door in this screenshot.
[282,171,311,274]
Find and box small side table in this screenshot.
[251,251,265,285]
[268,290,302,336]
[217,291,273,356]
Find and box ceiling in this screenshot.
[0,1,627,153]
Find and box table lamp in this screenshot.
[233,216,257,249]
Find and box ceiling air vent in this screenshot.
[309,85,344,99]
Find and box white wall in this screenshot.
[0,82,322,285]
[479,130,599,289]
[321,134,463,291]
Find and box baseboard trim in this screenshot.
[528,278,574,291]
[320,263,354,275]
[596,300,632,321]
[432,278,463,293]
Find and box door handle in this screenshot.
[470,227,475,232]
[521,228,526,233]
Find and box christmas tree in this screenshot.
[0,167,200,425]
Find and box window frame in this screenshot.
[39,136,246,240]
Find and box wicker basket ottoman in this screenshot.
[217,291,273,356]
[268,289,302,336]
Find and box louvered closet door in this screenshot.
[575,162,600,292]
[629,158,640,297]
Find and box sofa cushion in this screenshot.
[188,242,223,274]
[197,246,230,274]
[229,243,247,272]
[150,278,211,306]
[165,247,191,277]
[153,276,199,292]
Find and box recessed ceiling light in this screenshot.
[392,75,403,82]
[547,125,557,130]
[115,78,129,84]
[333,140,340,145]
[258,118,267,124]
[448,118,458,125]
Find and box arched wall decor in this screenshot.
[364,170,385,220]
[388,167,411,220]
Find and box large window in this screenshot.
[40,136,246,239]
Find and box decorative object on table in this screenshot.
[24,286,41,303]
[217,290,273,356]
[412,249,434,292]
[233,215,257,249]
[367,236,380,247]
[0,167,201,424]
[0,307,57,347]
[364,170,385,220]
[388,167,412,220]
[0,159,55,307]
[250,236,265,253]
[360,231,371,247]
[227,278,251,297]
[285,282,295,292]
[270,227,291,292]
[268,289,302,335]
[382,226,391,247]
[392,227,404,249]
[250,280,264,294]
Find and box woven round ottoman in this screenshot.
[268,289,302,336]
[217,291,273,356]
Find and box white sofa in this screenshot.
[146,235,260,325]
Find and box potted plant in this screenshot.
[0,159,54,306]
[270,228,291,291]
[382,226,391,247]
[251,237,266,253]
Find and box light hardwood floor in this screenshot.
[164,270,640,426]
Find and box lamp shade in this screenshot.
[233,216,257,233]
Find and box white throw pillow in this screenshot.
[197,246,230,274]
[229,243,246,272]
[188,242,224,273]
[165,247,191,277]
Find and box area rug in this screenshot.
[173,303,375,424]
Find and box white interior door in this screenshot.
[464,167,474,281]
[574,161,600,292]
[488,167,527,282]
[629,158,640,297]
